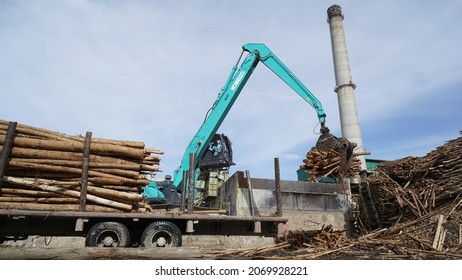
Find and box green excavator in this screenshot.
[143,43,355,202]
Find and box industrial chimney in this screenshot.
[327,4,367,170]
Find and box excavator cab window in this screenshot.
[199,134,235,170]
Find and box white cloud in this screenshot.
[1,0,461,181]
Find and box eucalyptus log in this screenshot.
[0,121,78,142]
[1,146,160,169]
[90,138,145,149]
[0,202,122,212]
[0,120,145,148]
[6,161,147,185]
[0,188,63,197]
[96,185,140,192]
[86,185,142,203]
[7,158,159,171]
[88,176,149,187]
[144,148,164,155]
[0,197,79,203]
[143,155,162,162]
[3,176,133,211]
[0,135,145,159]
[3,171,80,180]
[140,164,161,172]
[90,168,143,179]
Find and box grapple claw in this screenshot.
[315,125,356,175]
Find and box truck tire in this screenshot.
[140,221,182,247]
[85,222,131,247]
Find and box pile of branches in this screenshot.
[283,225,345,250]
[359,133,462,226]
[0,120,163,212]
[207,133,462,260]
[354,132,462,256]
[329,209,462,260]
[300,148,361,181]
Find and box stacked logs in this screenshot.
[0,120,163,212]
[300,148,361,181]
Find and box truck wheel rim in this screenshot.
[97,231,119,247]
[153,232,171,247]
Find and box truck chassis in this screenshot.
[0,209,287,247]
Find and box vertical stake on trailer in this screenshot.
[79,131,92,212]
[186,153,196,233]
[187,152,196,214]
[0,122,17,192]
[180,170,188,212]
[274,157,283,217]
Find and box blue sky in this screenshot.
[1,0,461,180]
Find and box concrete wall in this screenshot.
[176,172,349,248]
[220,171,350,232]
[186,171,351,249]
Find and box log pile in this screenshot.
[0,120,163,212]
[299,148,361,181]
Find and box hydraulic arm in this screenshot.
[242,43,327,124]
[170,43,328,190]
[142,43,355,201]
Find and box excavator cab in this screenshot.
[199,134,235,171]
[315,125,356,175]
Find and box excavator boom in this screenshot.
[242,43,327,124]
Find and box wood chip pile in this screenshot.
[0,120,163,212]
[299,148,361,181]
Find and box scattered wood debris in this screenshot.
[206,132,462,260]
[282,225,345,250]
[205,225,347,260]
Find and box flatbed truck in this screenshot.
[0,207,287,247]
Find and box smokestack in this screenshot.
[327,4,367,170]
